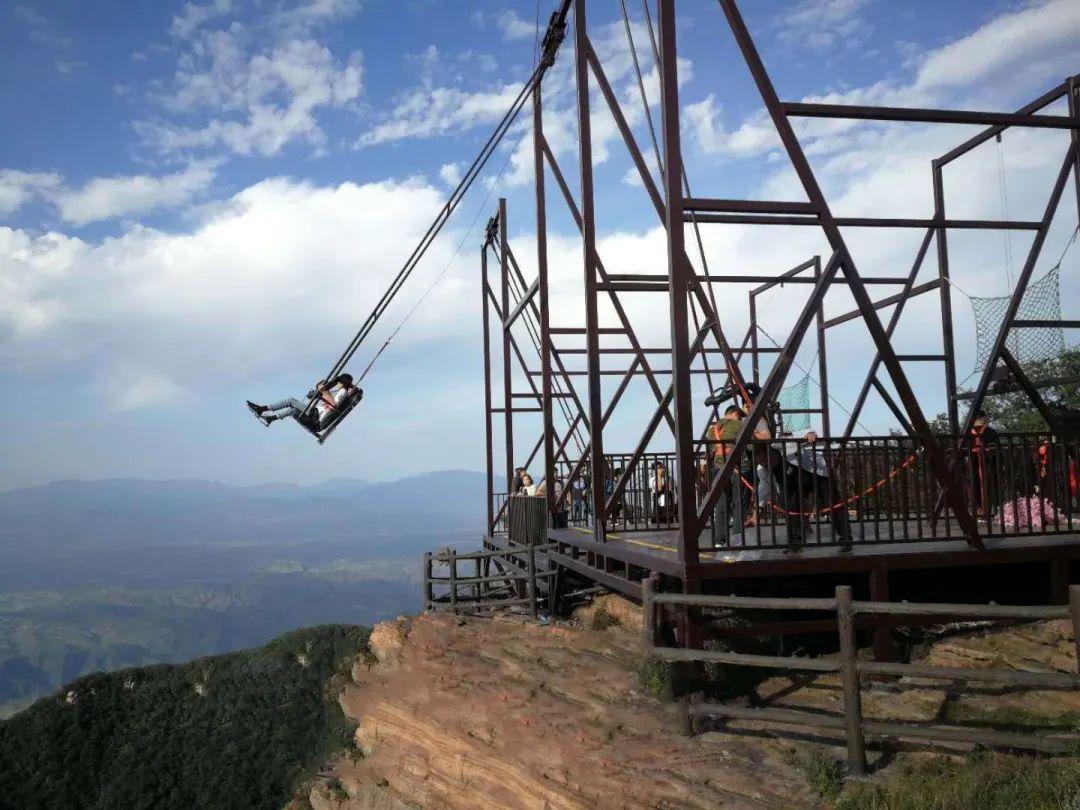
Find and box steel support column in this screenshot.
[656,0,699,563]
[932,166,960,435]
[533,86,557,519]
[499,199,514,506]
[814,255,831,439]
[572,0,607,540]
[481,246,495,533]
[1070,78,1080,231]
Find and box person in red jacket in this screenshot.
[962,410,998,517]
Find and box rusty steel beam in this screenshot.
[717,0,980,545]
[782,101,1080,129]
[683,213,1041,229]
[481,249,495,533]
[937,80,1070,166]
[533,84,557,520]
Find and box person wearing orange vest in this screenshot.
[708,405,750,546]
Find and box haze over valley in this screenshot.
[0,471,486,716]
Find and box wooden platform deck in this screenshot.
[509,521,1080,600]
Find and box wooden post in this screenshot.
[869,567,894,662]
[836,585,867,775]
[449,549,458,614]
[642,574,656,654]
[1069,585,1080,671]
[1049,559,1069,605]
[423,552,433,611]
[528,545,539,620]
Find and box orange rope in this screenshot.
[734,451,920,517]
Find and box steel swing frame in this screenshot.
[478,0,1080,572]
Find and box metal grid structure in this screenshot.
[473,0,1080,618]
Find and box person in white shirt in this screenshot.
[248,374,361,430]
[519,473,538,496]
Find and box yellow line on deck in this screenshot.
[565,525,718,557]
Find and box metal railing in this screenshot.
[503,432,1080,549]
[424,542,556,618]
[642,578,1080,773]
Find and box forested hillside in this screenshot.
[0,625,368,810]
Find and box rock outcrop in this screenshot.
[311,604,1079,809]
[326,604,812,809]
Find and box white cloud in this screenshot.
[53,163,217,227]
[54,59,86,75]
[684,95,780,159]
[689,0,1080,163]
[0,177,479,407]
[109,372,188,412]
[170,0,232,39]
[145,0,365,158]
[775,0,873,52]
[270,0,363,37]
[438,162,462,187]
[493,10,536,42]
[914,0,1080,94]
[141,34,363,156]
[0,170,62,216]
[358,83,520,146]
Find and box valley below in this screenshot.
[0,473,485,716]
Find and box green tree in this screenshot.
[932,348,1080,433]
[0,625,369,810]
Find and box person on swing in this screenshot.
[248,374,361,430]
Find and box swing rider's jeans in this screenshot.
[264,396,313,423]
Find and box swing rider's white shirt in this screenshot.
[315,387,349,425]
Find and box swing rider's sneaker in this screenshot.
[246,401,271,426]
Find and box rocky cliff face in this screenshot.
[319,602,813,809]
[303,602,1079,810]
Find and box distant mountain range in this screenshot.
[0,470,496,552]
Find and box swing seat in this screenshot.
[292,390,363,445]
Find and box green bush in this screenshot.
[589,605,622,632]
[790,745,845,801]
[632,656,672,697]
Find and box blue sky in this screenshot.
[2,0,1079,489]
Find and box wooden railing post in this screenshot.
[642,575,654,653]
[449,549,458,614]
[477,557,486,609]
[528,544,539,620]
[1070,585,1080,671]
[423,552,433,611]
[836,585,867,775]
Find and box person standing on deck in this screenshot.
[778,430,852,553]
[707,405,751,546]
[571,476,586,523]
[962,410,998,517]
[650,461,675,525]
[551,476,569,529]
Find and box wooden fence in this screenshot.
[642,579,1080,774]
[424,542,557,618]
